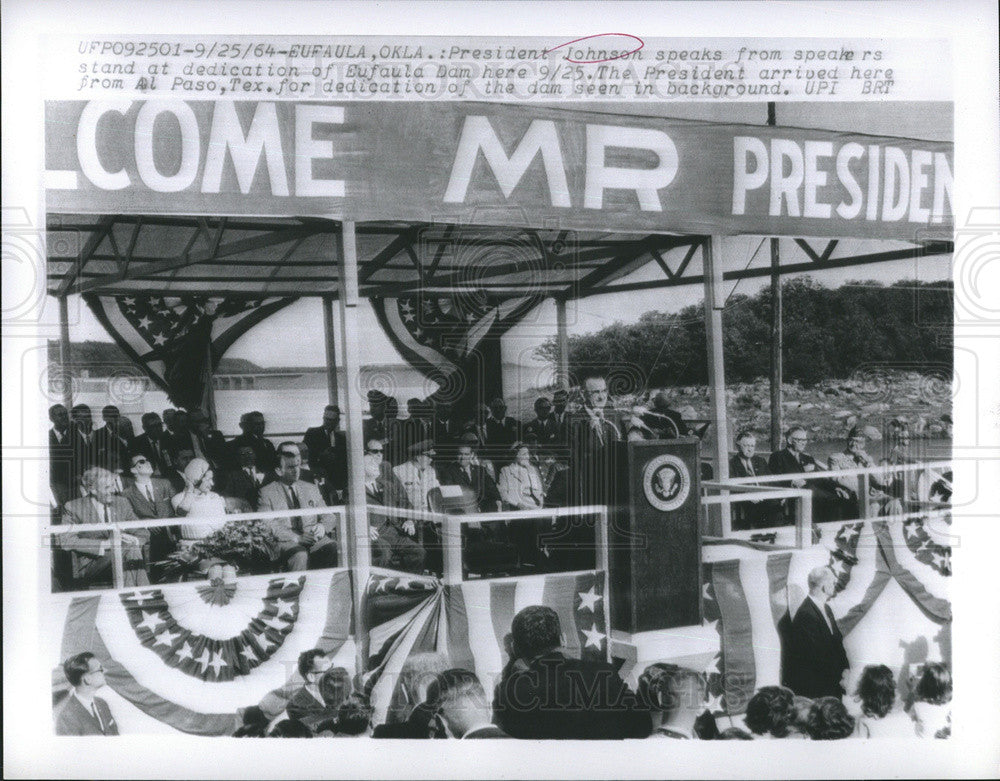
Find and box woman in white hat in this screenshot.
[171,457,228,540]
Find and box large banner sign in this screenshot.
[45,101,952,239]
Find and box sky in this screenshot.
[45,100,953,370]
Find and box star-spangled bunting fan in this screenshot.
[372,290,541,413]
[84,294,296,415]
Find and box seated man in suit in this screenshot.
[493,606,651,739]
[439,440,502,512]
[363,439,425,572]
[285,650,352,731]
[303,405,348,503]
[123,453,179,578]
[783,566,850,699]
[430,669,509,739]
[257,443,337,571]
[60,467,149,589]
[768,426,849,523]
[729,429,783,530]
[55,652,120,735]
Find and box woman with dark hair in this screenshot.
[853,665,911,738]
[744,686,796,739]
[910,662,952,738]
[806,697,855,740]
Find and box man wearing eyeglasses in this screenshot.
[365,439,425,572]
[55,652,120,735]
[123,453,179,578]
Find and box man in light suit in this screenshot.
[783,566,850,699]
[257,443,337,571]
[55,652,120,735]
[60,467,149,589]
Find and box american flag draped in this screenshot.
[84,294,295,413]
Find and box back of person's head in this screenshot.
[392,652,450,722]
[745,685,795,738]
[717,727,754,740]
[915,662,952,705]
[806,697,855,740]
[63,652,97,688]
[427,669,488,738]
[268,718,313,738]
[637,663,706,721]
[790,695,814,735]
[855,664,896,718]
[240,705,268,731]
[510,605,561,660]
[334,695,374,736]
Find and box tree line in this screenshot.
[535,278,953,388]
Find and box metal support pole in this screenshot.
[322,295,339,406]
[58,296,73,410]
[769,238,783,453]
[335,221,371,672]
[555,297,570,390]
[702,237,731,531]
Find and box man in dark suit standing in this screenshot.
[522,397,559,449]
[783,566,850,699]
[55,652,120,735]
[68,404,99,496]
[493,606,651,739]
[768,426,846,522]
[49,403,73,509]
[568,374,623,508]
[130,412,175,477]
[92,405,132,477]
[729,429,783,529]
[302,404,348,503]
[167,409,227,471]
[228,411,278,475]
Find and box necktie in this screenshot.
[102,503,109,523]
[824,604,837,634]
[145,485,154,503]
[745,459,755,477]
[287,485,302,534]
[91,701,105,734]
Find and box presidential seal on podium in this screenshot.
[642,453,691,512]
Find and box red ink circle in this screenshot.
[544,33,644,64]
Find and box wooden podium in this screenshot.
[608,438,703,634]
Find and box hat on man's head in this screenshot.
[408,439,436,457]
[367,389,387,404]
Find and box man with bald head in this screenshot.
[783,566,850,699]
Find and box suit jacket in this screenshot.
[257,479,333,545]
[439,462,502,512]
[484,416,520,450]
[49,428,74,506]
[493,651,651,740]
[568,409,623,506]
[783,597,850,699]
[93,425,131,474]
[364,471,412,512]
[60,495,148,579]
[393,461,441,512]
[729,454,771,479]
[68,426,99,489]
[522,416,559,447]
[220,467,264,510]
[227,433,278,474]
[497,462,546,509]
[302,426,348,494]
[122,477,175,519]
[167,429,227,470]
[55,693,120,735]
[768,448,840,495]
[372,702,444,739]
[130,433,175,476]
